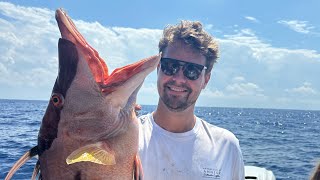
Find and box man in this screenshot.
[139,21,245,179]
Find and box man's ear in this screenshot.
[202,72,211,89]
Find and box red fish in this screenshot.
[5,9,160,179]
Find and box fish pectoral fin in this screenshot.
[66,142,116,165]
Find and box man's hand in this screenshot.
[134,104,142,116]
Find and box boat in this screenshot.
[245,166,276,180]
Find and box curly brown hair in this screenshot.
[159,20,219,73]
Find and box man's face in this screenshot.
[157,41,211,112]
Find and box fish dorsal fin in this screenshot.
[66,142,115,165]
[5,146,38,180]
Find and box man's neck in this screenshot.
[153,101,196,133]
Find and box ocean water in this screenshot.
[0,99,319,180]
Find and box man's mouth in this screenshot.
[167,85,188,93]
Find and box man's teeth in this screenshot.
[169,86,186,92]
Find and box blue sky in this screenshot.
[0,0,319,110]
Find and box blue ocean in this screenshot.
[0,99,319,179]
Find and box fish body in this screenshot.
[5,9,159,180]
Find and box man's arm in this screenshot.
[232,144,245,180]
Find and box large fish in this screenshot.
[5,9,160,179]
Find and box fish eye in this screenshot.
[53,97,59,103]
[51,93,64,108]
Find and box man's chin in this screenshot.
[163,99,189,112]
[166,105,187,112]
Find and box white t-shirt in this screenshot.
[138,113,245,180]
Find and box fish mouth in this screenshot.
[55,9,160,107]
[55,9,108,84]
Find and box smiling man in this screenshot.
[138,21,245,180]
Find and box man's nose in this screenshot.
[172,67,187,83]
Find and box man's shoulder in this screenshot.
[198,118,240,145]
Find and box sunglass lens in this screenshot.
[161,59,180,76]
[184,64,202,80]
[160,58,205,80]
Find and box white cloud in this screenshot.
[72,20,162,68]
[137,82,159,105]
[200,76,264,100]
[285,82,317,95]
[214,31,320,109]
[1,2,320,110]
[198,76,269,108]
[0,62,9,76]
[226,79,264,97]
[206,30,320,109]
[0,2,54,23]
[245,16,259,23]
[139,83,158,95]
[205,24,214,30]
[221,29,320,72]
[278,20,315,34]
[0,2,161,100]
[0,2,58,90]
[201,88,224,98]
[232,76,246,82]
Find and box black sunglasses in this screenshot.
[160,58,207,80]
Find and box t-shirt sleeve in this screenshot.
[232,139,245,180]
